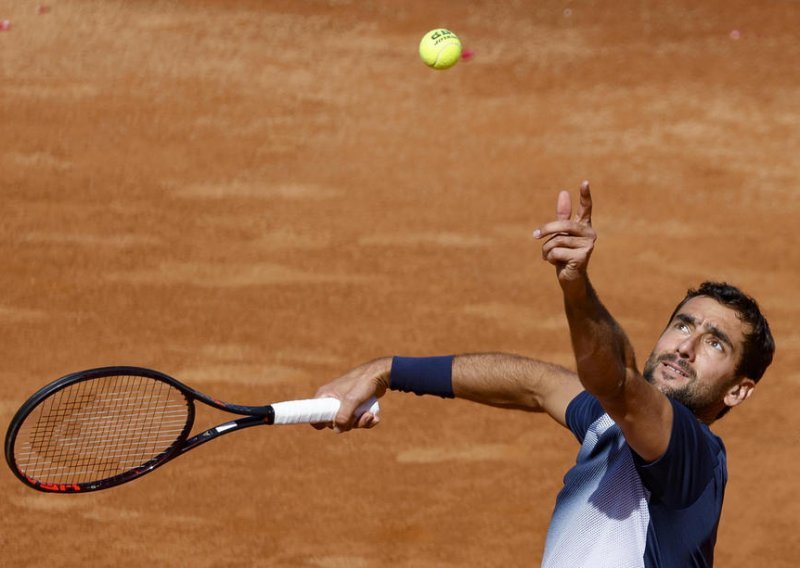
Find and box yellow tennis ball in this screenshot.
[419,28,462,70]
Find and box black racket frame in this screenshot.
[5,366,276,493]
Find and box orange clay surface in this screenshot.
[1,1,798,566]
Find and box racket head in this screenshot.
[5,366,195,493]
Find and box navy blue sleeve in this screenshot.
[633,399,720,508]
[565,390,602,444]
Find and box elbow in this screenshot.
[577,358,628,400]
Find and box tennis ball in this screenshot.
[419,28,462,70]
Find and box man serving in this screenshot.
[313,181,774,567]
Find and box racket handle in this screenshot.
[271,396,380,425]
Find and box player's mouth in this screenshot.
[660,360,693,381]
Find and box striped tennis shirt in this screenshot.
[542,391,726,568]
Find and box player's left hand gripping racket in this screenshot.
[4,366,379,493]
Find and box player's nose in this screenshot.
[675,336,697,361]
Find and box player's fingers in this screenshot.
[533,220,594,240]
[355,411,380,429]
[540,235,589,259]
[556,190,572,221]
[533,220,570,239]
[541,236,571,258]
[334,388,379,432]
[575,180,592,225]
[544,247,580,266]
[333,399,358,433]
[544,231,596,248]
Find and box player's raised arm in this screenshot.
[533,181,673,462]
[313,353,582,433]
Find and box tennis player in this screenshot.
[314,181,774,567]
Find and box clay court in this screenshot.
[1,1,798,566]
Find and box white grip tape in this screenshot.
[271,397,380,425]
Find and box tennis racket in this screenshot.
[5,366,379,494]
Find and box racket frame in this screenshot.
[5,366,277,493]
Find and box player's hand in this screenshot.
[533,180,596,286]
[311,357,391,433]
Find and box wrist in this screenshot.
[389,355,455,398]
[369,357,393,391]
[560,273,591,300]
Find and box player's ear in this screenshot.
[723,378,755,408]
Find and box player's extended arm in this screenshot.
[453,353,580,423]
[313,353,582,433]
[534,181,672,462]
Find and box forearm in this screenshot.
[390,353,578,416]
[561,277,638,398]
[318,352,580,432]
[452,353,572,412]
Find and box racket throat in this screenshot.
[181,413,275,453]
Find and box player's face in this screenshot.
[643,296,749,415]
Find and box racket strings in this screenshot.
[14,375,190,485]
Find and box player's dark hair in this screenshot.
[668,281,775,383]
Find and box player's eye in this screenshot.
[675,322,690,333]
[708,338,724,352]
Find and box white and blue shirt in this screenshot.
[542,391,726,568]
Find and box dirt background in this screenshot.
[1,1,798,566]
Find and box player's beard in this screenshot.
[642,352,721,415]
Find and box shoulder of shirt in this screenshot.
[670,398,727,457]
